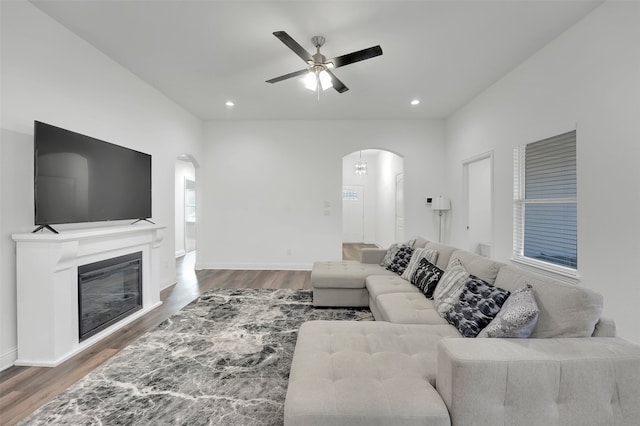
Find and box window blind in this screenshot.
[513,131,577,271]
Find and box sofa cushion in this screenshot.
[401,248,439,281]
[443,276,510,338]
[285,321,457,426]
[412,235,430,249]
[433,258,470,316]
[386,245,414,275]
[311,261,396,289]
[411,258,444,298]
[448,250,503,284]
[437,337,640,426]
[423,242,458,270]
[494,265,603,338]
[377,293,452,325]
[366,275,420,303]
[478,284,539,338]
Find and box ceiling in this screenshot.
[31,0,602,121]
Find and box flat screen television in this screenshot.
[34,121,152,232]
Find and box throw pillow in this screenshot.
[379,239,415,268]
[477,284,539,338]
[410,258,444,298]
[444,276,511,338]
[401,248,439,281]
[379,243,400,268]
[385,246,414,275]
[433,258,470,316]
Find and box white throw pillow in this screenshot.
[433,258,470,316]
[401,248,439,281]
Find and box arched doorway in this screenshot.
[342,149,404,248]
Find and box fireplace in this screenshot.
[78,252,143,341]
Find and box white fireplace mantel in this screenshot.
[12,224,165,367]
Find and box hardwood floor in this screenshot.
[0,244,373,425]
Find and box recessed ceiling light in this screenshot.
[225,101,235,107]
[410,99,420,106]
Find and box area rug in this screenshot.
[21,289,373,425]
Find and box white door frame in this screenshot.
[462,151,493,255]
[395,173,405,242]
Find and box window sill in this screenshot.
[510,256,580,284]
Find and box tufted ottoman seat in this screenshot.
[284,320,458,426]
[311,260,396,307]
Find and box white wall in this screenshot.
[0,1,203,370]
[198,120,445,270]
[445,1,640,343]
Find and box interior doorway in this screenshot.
[342,185,364,242]
[342,149,404,248]
[463,152,493,257]
[175,155,198,258]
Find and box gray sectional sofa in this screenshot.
[284,237,640,425]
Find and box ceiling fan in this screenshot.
[266,31,383,94]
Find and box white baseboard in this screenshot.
[1,346,17,372]
[194,262,312,271]
[175,249,186,258]
[160,277,177,291]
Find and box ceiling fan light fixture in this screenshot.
[319,70,333,90]
[303,69,333,92]
[303,72,317,91]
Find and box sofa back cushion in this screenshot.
[449,250,504,284]
[494,265,603,338]
[423,242,457,270]
[412,236,430,249]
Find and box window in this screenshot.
[342,188,359,201]
[513,130,577,275]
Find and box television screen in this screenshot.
[34,121,152,226]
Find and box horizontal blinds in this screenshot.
[525,131,576,199]
[523,203,577,268]
[513,131,577,270]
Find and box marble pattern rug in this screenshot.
[21,289,373,425]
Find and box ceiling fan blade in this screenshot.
[327,70,349,93]
[273,31,313,63]
[327,45,383,69]
[266,69,309,84]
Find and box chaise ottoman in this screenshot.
[284,320,458,426]
[311,260,396,307]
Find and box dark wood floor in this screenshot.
[0,243,375,425]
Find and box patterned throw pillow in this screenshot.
[385,246,414,275]
[379,239,415,268]
[477,284,539,338]
[401,248,439,281]
[379,243,400,268]
[410,258,444,298]
[444,276,511,338]
[432,258,470,316]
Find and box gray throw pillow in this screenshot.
[385,246,414,275]
[379,243,399,267]
[379,239,415,268]
[477,284,539,338]
[444,276,510,338]
[433,258,470,316]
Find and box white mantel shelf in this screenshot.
[13,223,164,243]
[12,224,165,367]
